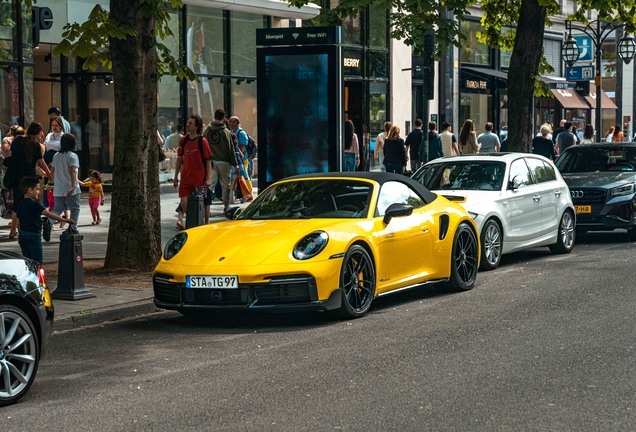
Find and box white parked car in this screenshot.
[411,153,576,270]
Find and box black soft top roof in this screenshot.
[285,172,438,204]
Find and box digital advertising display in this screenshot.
[257,45,341,187]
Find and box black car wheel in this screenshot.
[480,219,502,271]
[447,223,479,291]
[338,245,375,318]
[549,210,575,254]
[0,305,40,406]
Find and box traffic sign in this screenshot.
[573,35,594,61]
[566,65,595,81]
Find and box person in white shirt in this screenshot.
[374,121,391,172]
[44,117,65,165]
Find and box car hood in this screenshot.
[561,172,636,188]
[433,190,502,211]
[180,219,347,266]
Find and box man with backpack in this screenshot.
[203,109,239,214]
[228,116,254,201]
[427,121,444,161]
[173,115,212,229]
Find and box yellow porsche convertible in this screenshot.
[153,173,480,318]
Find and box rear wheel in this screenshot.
[447,223,479,291]
[338,245,375,318]
[0,305,40,407]
[549,210,575,254]
[479,219,502,270]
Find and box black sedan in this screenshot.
[555,144,636,240]
[0,251,54,406]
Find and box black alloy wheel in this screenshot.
[0,305,40,406]
[447,223,479,291]
[338,245,376,318]
[480,219,502,270]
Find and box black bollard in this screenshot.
[52,226,95,300]
[185,187,204,229]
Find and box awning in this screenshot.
[584,83,618,110]
[183,0,321,20]
[549,88,590,110]
[462,67,508,80]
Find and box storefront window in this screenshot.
[460,93,492,135]
[158,75,181,137]
[230,12,265,77]
[187,76,224,126]
[0,0,15,61]
[368,5,386,48]
[231,79,257,141]
[368,51,387,79]
[87,81,115,172]
[187,6,225,76]
[21,6,32,62]
[343,47,363,77]
[460,20,490,65]
[23,65,34,124]
[369,82,386,135]
[535,97,557,133]
[0,65,20,136]
[330,0,361,45]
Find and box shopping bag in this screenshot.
[229,175,239,192]
[0,187,14,219]
[238,176,250,198]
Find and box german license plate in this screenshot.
[186,275,238,289]
[574,205,591,213]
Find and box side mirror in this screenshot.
[509,175,522,190]
[383,203,413,224]
[225,207,242,220]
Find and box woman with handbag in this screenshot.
[4,122,52,238]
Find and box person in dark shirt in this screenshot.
[532,126,557,160]
[405,119,424,171]
[16,176,75,264]
[427,121,444,161]
[383,125,407,174]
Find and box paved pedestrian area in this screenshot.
[0,183,255,331]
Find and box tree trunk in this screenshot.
[506,0,546,153]
[104,0,161,270]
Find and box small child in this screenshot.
[44,180,55,212]
[16,176,75,264]
[79,170,105,225]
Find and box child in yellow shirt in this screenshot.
[79,170,105,225]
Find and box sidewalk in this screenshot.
[0,182,256,331]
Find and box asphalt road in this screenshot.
[5,231,636,431]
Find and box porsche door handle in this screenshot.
[533,195,542,202]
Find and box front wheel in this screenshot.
[338,245,375,318]
[0,305,40,406]
[549,210,575,254]
[480,219,502,270]
[447,223,479,291]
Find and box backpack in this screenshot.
[246,134,258,159]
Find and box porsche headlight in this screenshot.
[164,232,188,260]
[293,231,329,260]
[610,183,635,196]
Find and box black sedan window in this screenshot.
[237,180,373,220]
[556,147,636,173]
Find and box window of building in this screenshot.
[369,82,387,134]
[543,39,561,76]
[231,79,257,142]
[368,50,388,79]
[187,6,225,76]
[460,20,490,65]
[187,76,225,126]
[230,11,266,77]
[0,0,15,61]
[330,0,362,45]
[368,5,387,48]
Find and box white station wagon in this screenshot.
[412,153,576,270]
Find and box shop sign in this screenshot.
[464,79,488,90]
[32,6,53,47]
[550,82,575,90]
[256,27,343,46]
[343,57,360,68]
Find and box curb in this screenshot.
[53,300,162,332]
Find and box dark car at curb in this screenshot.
[0,251,54,406]
[555,143,636,240]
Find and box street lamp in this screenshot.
[562,19,636,141]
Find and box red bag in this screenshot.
[237,176,250,198]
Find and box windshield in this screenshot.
[556,147,636,173]
[412,161,506,191]
[237,179,373,220]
